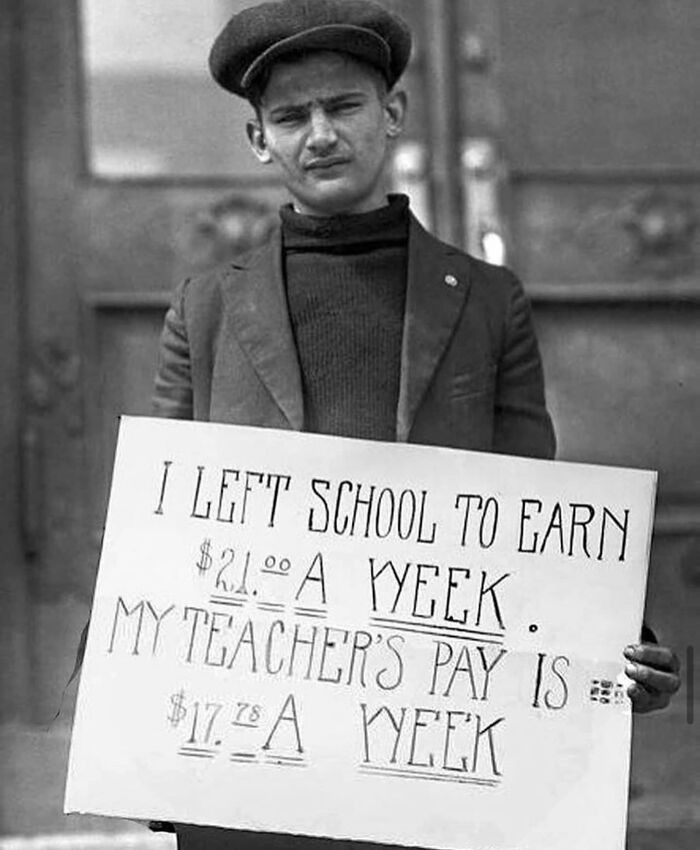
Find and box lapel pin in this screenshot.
[444,274,458,287]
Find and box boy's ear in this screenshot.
[246,120,272,164]
[384,89,407,139]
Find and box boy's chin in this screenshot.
[294,185,379,217]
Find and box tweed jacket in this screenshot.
[153,212,555,460]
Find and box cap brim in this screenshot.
[241,24,391,93]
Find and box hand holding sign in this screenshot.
[625,642,681,713]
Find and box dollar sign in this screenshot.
[168,689,187,728]
[196,538,213,575]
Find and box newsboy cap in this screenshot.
[209,0,412,99]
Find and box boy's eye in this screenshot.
[273,110,306,125]
[331,100,361,113]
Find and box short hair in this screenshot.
[247,49,390,113]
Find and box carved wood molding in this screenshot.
[527,280,700,303]
[511,167,700,184]
[654,500,700,537]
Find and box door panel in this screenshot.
[500,0,700,172]
[535,305,700,494]
[630,533,700,835]
[510,182,700,285]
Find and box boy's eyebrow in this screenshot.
[266,89,368,116]
[268,104,307,119]
[323,91,367,106]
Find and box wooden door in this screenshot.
[2,0,287,836]
[470,3,700,847]
[394,4,700,840]
[0,0,460,837]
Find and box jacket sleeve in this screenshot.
[492,272,556,459]
[152,280,194,420]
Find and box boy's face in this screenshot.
[247,51,406,217]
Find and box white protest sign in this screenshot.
[65,416,656,850]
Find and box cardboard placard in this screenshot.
[66,416,656,850]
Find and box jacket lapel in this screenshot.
[221,228,304,430]
[396,216,472,441]
[219,215,470,439]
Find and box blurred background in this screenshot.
[1,1,699,849]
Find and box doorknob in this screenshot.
[461,137,507,266]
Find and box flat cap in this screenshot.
[209,0,412,99]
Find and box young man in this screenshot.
[152,1,679,843]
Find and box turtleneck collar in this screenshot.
[280,193,410,250]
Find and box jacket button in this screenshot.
[444,274,458,287]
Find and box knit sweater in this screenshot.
[280,194,409,441]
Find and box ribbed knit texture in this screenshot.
[281,194,409,440]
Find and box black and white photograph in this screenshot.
[0,2,697,850]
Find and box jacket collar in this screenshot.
[220,212,472,438]
[221,227,305,430]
